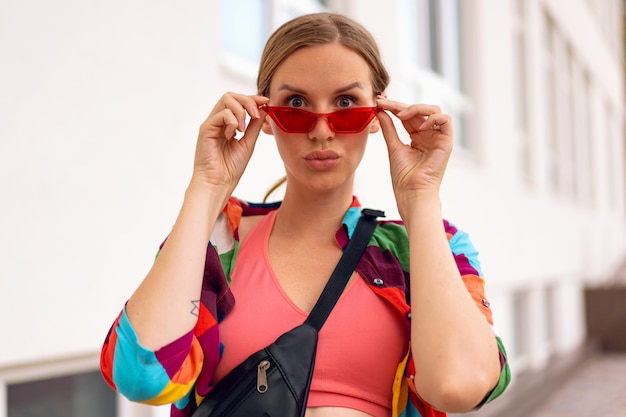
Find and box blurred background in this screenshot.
[1,0,624,416]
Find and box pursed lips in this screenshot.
[304,150,340,161]
[303,150,341,170]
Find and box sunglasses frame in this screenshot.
[259,104,380,134]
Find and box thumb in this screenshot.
[238,115,265,155]
[376,110,404,154]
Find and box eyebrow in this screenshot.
[277,82,365,94]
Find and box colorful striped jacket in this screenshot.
[100,196,511,417]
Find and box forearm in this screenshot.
[403,194,500,411]
[126,178,231,350]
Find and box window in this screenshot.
[544,285,558,352]
[7,370,116,417]
[220,0,270,64]
[560,45,577,201]
[604,100,617,209]
[543,10,598,204]
[571,64,594,207]
[583,73,595,207]
[512,290,530,366]
[219,0,327,79]
[543,13,578,200]
[544,15,559,194]
[511,0,531,186]
[398,0,468,148]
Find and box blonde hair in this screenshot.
[257,13,390,97]
[263,176,287,203]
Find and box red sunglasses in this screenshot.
[260,104,380,134]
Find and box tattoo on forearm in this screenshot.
[190,300,200,317]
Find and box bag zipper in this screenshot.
[209,359,273,416]
[257,360,270,393]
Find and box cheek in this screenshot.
[352,134,370,154]
[343,136,369,166]
[273,134,301,162]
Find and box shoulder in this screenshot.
[220,197,281,243]
[443,219,480,257]
[239,215,264,243]
[369,217,477,267]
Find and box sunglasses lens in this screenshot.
[268,107,378,133]
[272,108,316,132]
[329,108,377,133]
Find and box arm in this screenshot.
[377,98,501,412]
[101,94,269,403]
[126,93,268,350]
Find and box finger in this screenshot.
[396,104,442,120]
[220,93,265,132]
[378,98,441,119]
[222,112,239,140]
[238,95,270,126]
[382,100,452,134]
[246,95,270,119]
[376,97,409,114]
[238,113,265,154]
[376,109,404,153]
[418,113,453,134]
[377,98,428,134]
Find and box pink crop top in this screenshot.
[212,210,407,416]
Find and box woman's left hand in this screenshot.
[376,98,453,214]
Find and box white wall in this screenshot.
[0,0,221,364]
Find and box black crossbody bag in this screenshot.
[191,208,384,417]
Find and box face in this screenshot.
[262,42,381,195]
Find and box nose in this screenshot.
[308,116,335,142]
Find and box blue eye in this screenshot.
[288,96,305,107]
[337,97,355,108]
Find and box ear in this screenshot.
[369,117,381,134]
[261,115,274,135]
[370,91,386,133]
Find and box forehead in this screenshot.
[269,43,373,94]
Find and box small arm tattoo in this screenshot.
[190,300,200,317]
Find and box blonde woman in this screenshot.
[101,12,510,417]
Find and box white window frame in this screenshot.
[510,289,531,371]
[543,14,560,195]
[397,0,469,150]
[511,0,532,187]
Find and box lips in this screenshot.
[303,150,340,170]
[304,150,340,161]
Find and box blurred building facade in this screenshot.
[1,0,624,416]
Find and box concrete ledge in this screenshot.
[585,286,626,351]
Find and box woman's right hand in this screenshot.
[192,93,269,193]
[124,94,269,351]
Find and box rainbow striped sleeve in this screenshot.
[100,307,204,405]
[445,220,511,403]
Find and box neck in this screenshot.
[274,183,355,242]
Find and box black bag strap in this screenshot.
[304,208,384,331]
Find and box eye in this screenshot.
[287,96,305,108]
[337,96,356,108]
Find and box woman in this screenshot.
[100,12,510,417]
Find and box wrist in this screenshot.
[397,191,442,228]
[185,177,232,217]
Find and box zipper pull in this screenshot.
[257,360,270,393]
